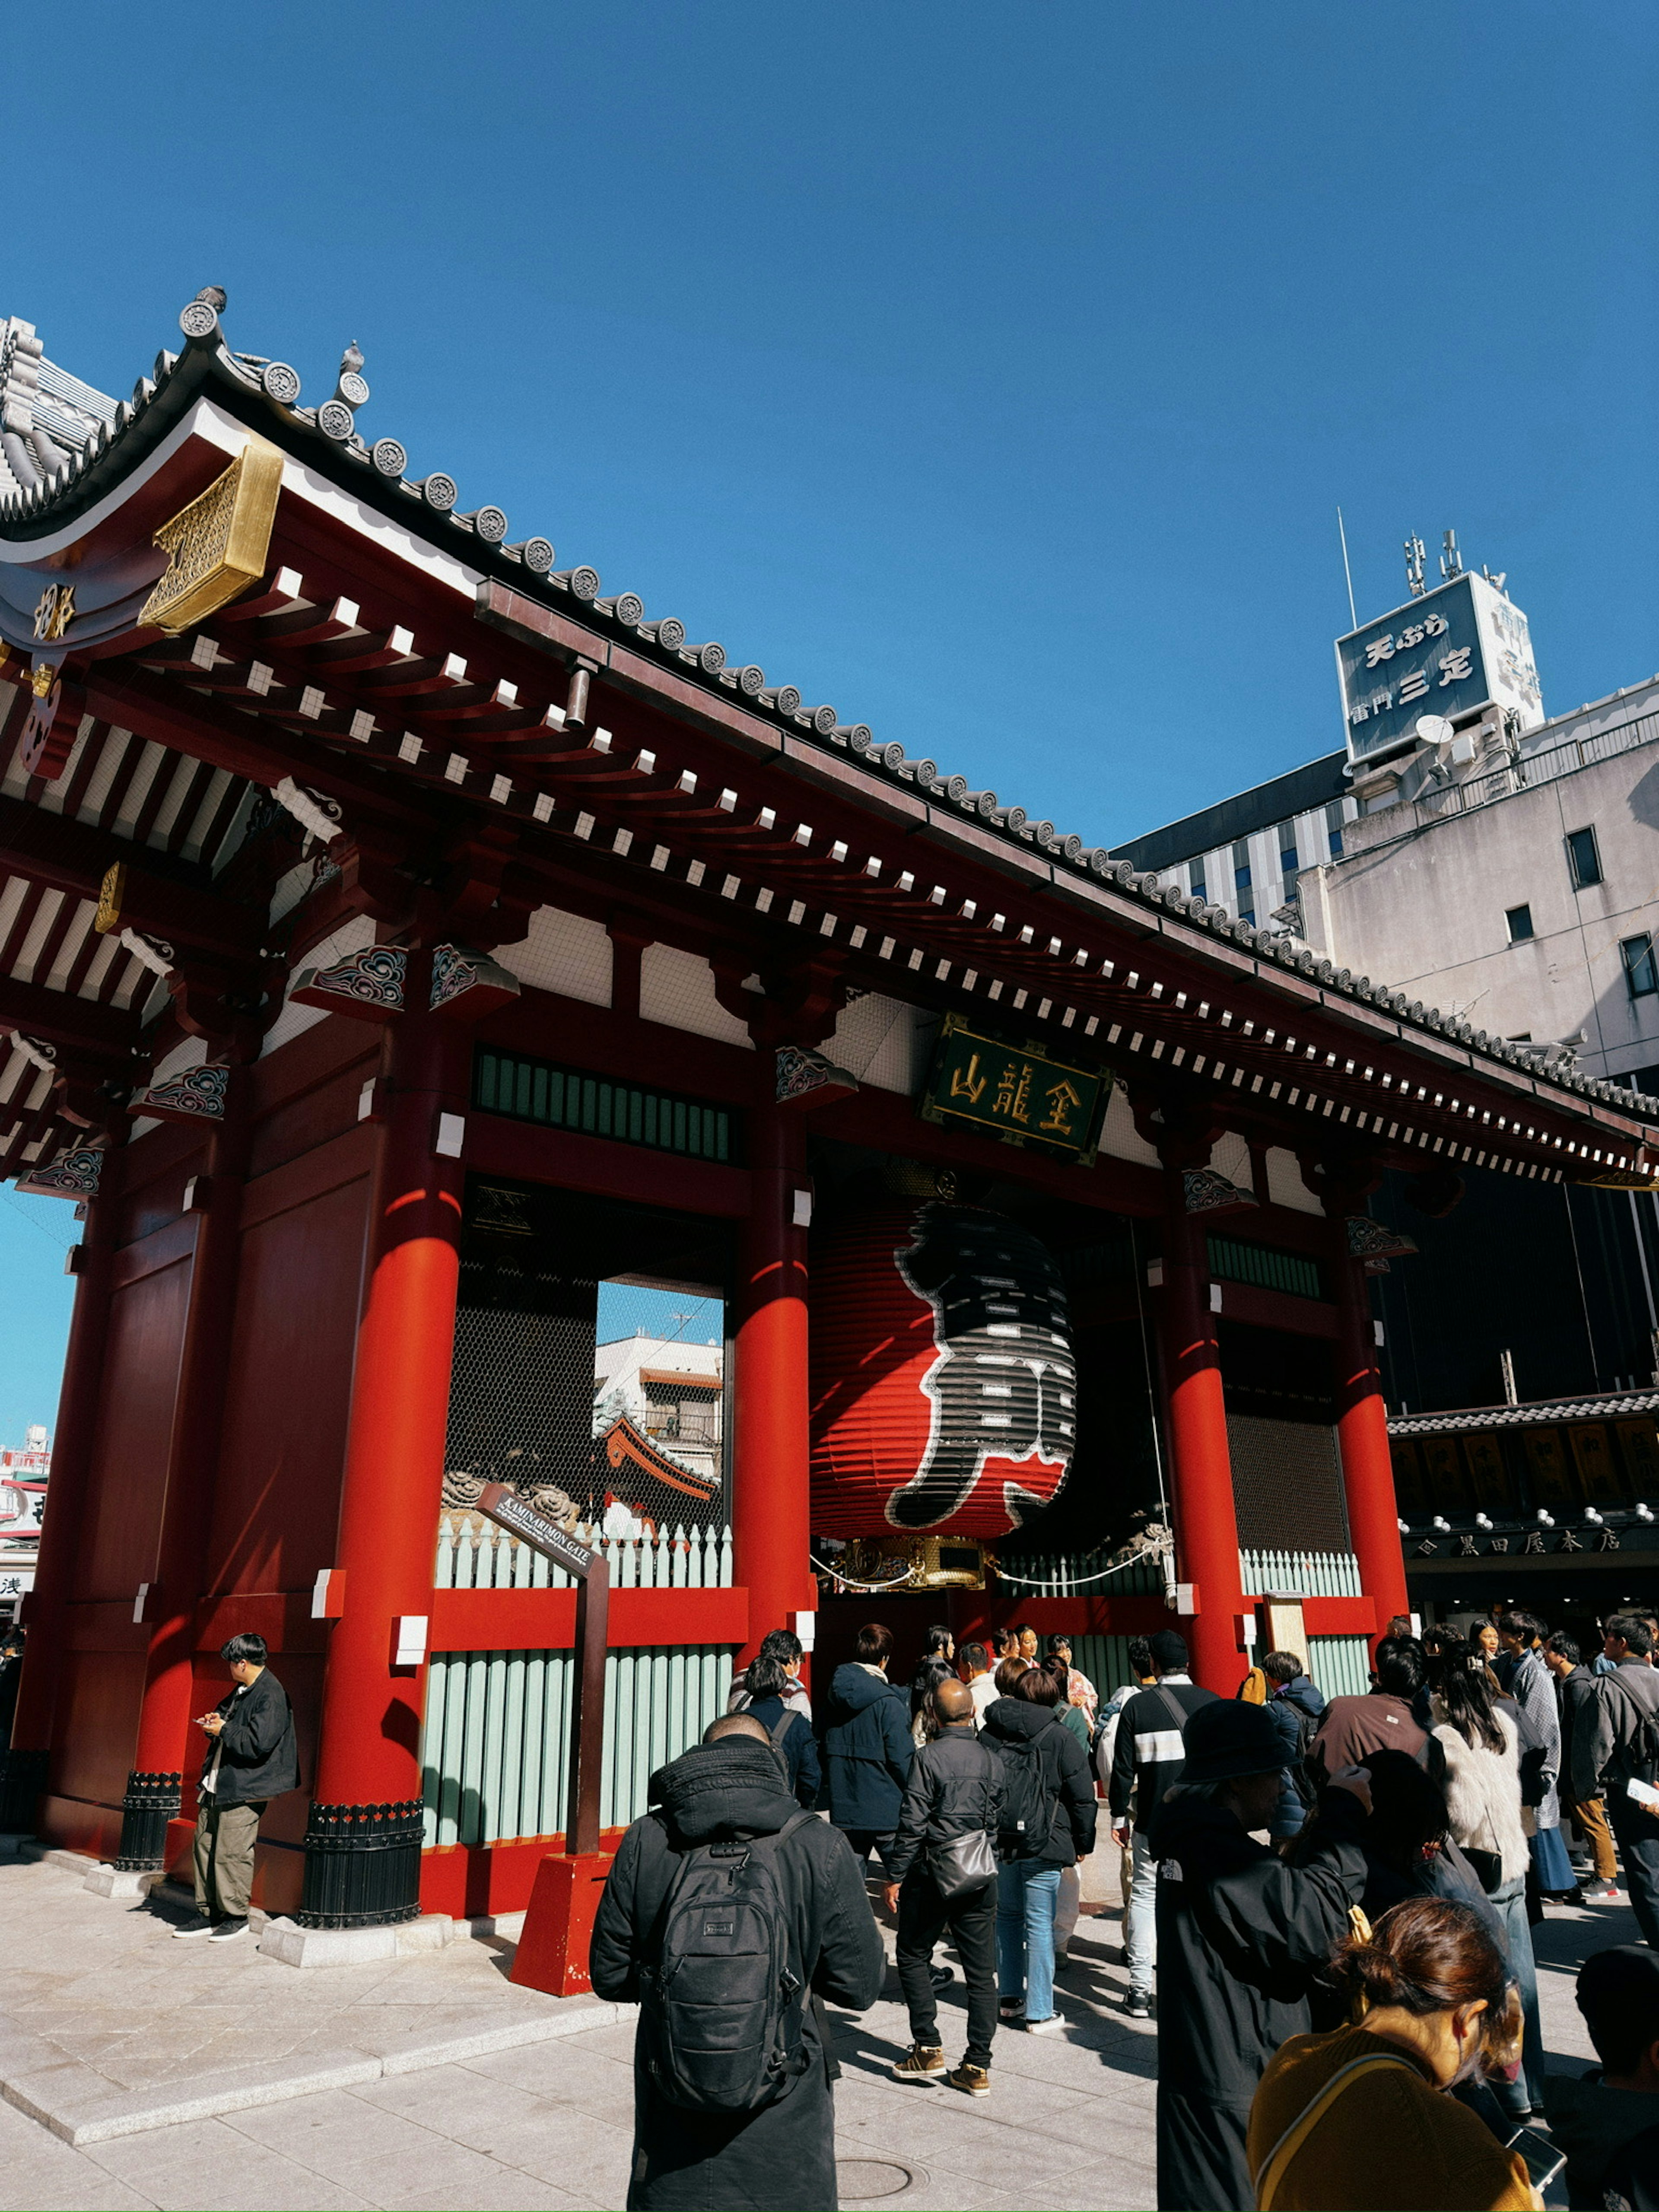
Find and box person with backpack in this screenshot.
[590,1712,886,2210]
[1109,1627,1217,2020]
[982,1662,1096,2034]
[1260,1649,1326,1843]
[744,1643,823,1808]
[882,1675,1004,2095]
[1542,1629,1622,1900]
[819,1622,915,1878]
[1593,1611,1659,1948]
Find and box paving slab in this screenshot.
[0,1857,626,2147]
[0,1848,1637,2209]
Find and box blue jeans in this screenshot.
[1490,1875,1543,2112]
[1125,1831,1158,1998]
[997,1859,1061,2022]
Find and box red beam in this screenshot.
[430,1583,748,1652]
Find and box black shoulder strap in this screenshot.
[1153,1685,1192,1736]
[769,1708,800,1747]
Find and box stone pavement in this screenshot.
[0,1850,1633,2212]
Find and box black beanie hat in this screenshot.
[1179,1698,1287,1783]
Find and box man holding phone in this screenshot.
[173,1633,300,1943]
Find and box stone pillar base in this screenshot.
[83,1863,166,1901]
[258,1912,454,1968]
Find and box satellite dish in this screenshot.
[1414,714,1453,748]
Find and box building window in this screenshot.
[1190,873,1206,903]
[1566,826,1603,890]
[1624,934,1659,998]
[1325,801,1345,858]
[1506,905,1535,944]
[1239,907,1256,926]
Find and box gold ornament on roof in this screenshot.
[140,439,283,636]
[32,583,75,642]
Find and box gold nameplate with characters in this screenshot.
[139,440,283,636]
[919,1013,1109,1165]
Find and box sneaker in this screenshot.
[1581,1882,1623,1902]
[998,2000,1026,2022]
[1125,1994,1152,2020]
[207,1916,248,1942]
[171,1916,219,1939]
[946,2063,991,2097]
[1025,2015,1065,2035]
[930,1964,953,1991]
[892,2043,946,2081]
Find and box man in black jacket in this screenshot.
[1108,1627,1216,2019]
[590,1714,885,2210]
[174,1632,299,1942]
[1148,1699,1371,2212]
[1545,1629,1621,1900]
[1594,1612,1659,1945]
[883,1675,1004,2095]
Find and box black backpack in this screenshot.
[992,1729,1057,1861]
[641,1810,816,2113]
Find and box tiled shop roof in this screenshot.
[1390,1389,1659,1436]
[0,289,1653,1132]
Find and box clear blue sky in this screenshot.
[2,2,1653,1435]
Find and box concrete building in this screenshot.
[1300,675,1659,1094]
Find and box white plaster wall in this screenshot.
[494,906,613,1007]
[639,945,753,1049]
[1265,1146,1322,1214]
[826,992,934,1094]
[1095,1081,1160,1167]
[260,913,378,1058]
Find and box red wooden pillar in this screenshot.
[1,1151,122,1834]
[1330,1238,1411,1642]
[1154,1147,1247,1694]
[114,1071,253,1871]
[732,1096,813,1670]
[300,951,468,1928]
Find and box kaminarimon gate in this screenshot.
[1,289,1653,1939]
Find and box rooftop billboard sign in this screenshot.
[1336,572,1542,766]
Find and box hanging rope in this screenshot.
[994,1549,1170,1590]
[809,1552,918,1591]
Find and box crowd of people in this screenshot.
[585,1606,1659,2210]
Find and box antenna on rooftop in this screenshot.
[1440,528,1463,582]
[1336,508,1357,630]
[1403,534,1427,598]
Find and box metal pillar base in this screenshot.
[297,1799,424,1929]
[0,1748,49,1834]
[113,1770,183,1872]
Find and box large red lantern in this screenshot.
[810,1202,1075,1538]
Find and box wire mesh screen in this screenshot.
[442,1255,601,1526]
[442,1239,728,1539]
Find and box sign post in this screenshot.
[475,1484,613,1992]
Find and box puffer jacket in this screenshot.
[1432,1707,1529,1883]
[979,1697,1096,1866]
[818,1663,912,1831]
[886,1719,1004,1885]
[1264,1675,1326,1840]
[591,1738,885,2209]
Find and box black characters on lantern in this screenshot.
[887,1203,1075,1530]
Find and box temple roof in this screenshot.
[0,288,1654,1194]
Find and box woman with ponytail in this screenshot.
[1246,1897,1536,2209]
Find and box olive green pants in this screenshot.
[193,1798,264,1920]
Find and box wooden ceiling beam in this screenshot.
[0,974,142,1059]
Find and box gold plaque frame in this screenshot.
[139,440,283,636]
